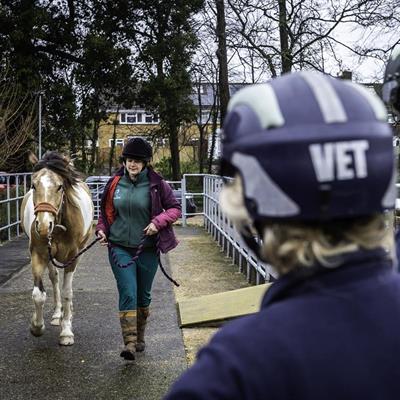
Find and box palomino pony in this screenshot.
[21,152,94,345]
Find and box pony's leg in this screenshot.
[30,251,47,337]
[48,263,62,326]
[59,264,76,346]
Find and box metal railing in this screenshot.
[0,171,278,283]
[0,173,32,241]
[200,174,277,283]
[4,172,400,284]
[9,171,400,285]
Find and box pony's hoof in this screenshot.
[50,317,61,326]
[30,324,45,337]
[121,342,136,360]
[135,341,145,352]
[59,335,74,346]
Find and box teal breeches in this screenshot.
[109,246,159,311]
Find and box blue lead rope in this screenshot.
[108,235,180,287]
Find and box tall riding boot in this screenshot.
[136,307,150,352]
[119,310,137,360]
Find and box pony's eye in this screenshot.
[57,185,63,192]
[31,184,36,190]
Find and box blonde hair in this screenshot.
[220,175,394,275]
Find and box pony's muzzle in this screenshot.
[35,216,55,238]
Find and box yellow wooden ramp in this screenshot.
[177,283,271,328]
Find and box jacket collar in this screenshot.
[123,167,149,184]
[261,248,393,309]
[147,167,164,188]
[114,166,164,187]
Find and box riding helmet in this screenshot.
[383,45,400,115]
[220,71,395,223]
[122,138,153,161]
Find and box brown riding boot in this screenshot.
[119,310,137,360]
[136,307,150,352]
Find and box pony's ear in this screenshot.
[62,154,73,167]
[28,151,38,165]
[69,153,77,166]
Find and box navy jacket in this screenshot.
[165,249,400,400]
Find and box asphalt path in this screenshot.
[0,237,187,400]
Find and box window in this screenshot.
[126,113,137,123]
[120,112,137,124]
[198,110,211,123]
[187,138,199,146]
[85,140,99,148]
[120,111,158,124]
[192,85,205,94]
[109,138,125,147]
[155,137,168,146]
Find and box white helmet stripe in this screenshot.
[391,45,400,60]
[232,152,299,216]
[227,84,285,129]
[300,72,347,123]
[343,81,388,121]
[382,163,397,208]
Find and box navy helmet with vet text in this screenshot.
[220,71,396,223]
[383,45,400,115]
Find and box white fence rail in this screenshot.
[0,173,32,241]
[200,174,277,283]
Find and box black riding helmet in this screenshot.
[383,45,400,115]
[122,138,153,162]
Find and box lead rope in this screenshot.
[47,236,101,269]
[108,234,180,287]
[47,233,180,287]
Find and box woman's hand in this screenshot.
[144,222,159,236]
[96,230,108,246]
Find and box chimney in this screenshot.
[340,70,353,81]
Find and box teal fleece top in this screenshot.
[108,168,155,248]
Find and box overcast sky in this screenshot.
[332,22,398,83]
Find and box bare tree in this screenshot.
[216,0,230,124]
[0,79,36,171]
[345,1,400,77]
[225,0,377,77]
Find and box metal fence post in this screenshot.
[203,175,206,228]
[181,175,187,227]
[6,178,10,241]
[16,179,20,236]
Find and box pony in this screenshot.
[21,152,94,345]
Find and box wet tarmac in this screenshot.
[0,237,187,400]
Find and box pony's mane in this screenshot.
[33,151,81,188]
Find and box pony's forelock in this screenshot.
[33,151,81,188]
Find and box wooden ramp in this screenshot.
[177,283,271,328]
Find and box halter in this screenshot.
[34,186,64,216]
[34,201,59,216]
[34,190,66,234]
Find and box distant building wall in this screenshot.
[97,112,215,171]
